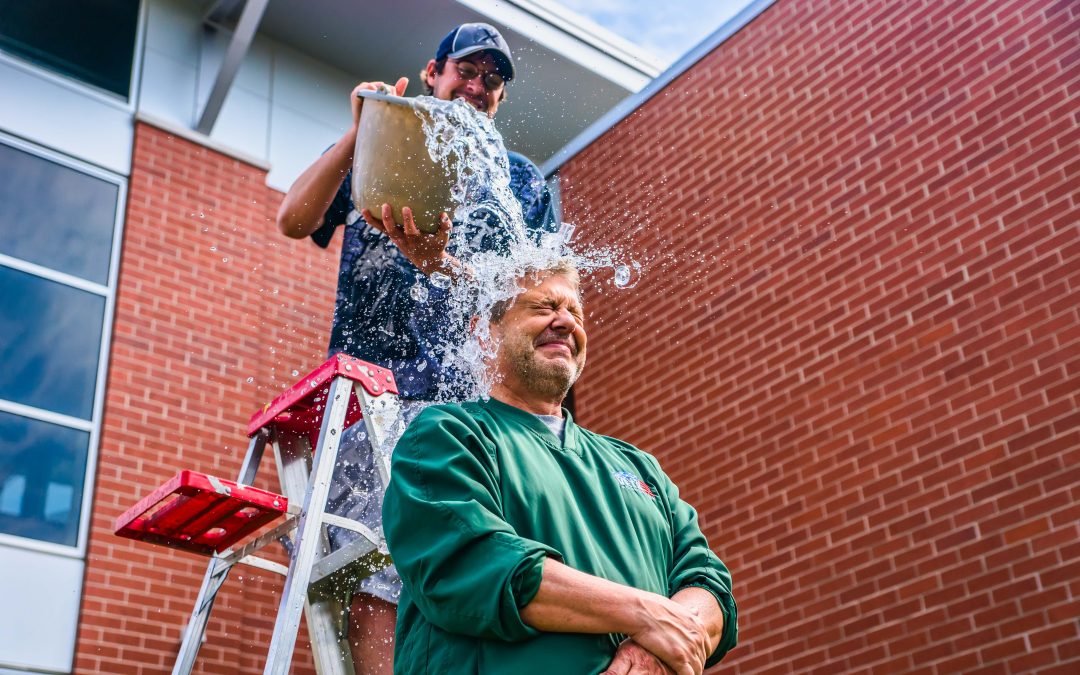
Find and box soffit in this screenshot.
[248,0,650,162]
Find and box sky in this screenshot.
[553,0,757,68]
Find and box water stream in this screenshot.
[409,95,639,402]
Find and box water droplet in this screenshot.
[614,263,641,288]
[246,377,254,383]
[410,282,429,303]
[292,370,300,377]
[429,272,451,289]
[209,245,217,252]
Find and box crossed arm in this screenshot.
[521,558,724,675]
[383,409,736,675]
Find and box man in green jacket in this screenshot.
[382,262,737,674]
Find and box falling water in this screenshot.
[407,96,640,403]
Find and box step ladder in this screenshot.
[115,353,404,674]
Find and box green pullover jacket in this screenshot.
[383,397,737,674]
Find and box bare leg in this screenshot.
[348,593,397,675]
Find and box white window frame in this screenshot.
[0,130,127,560]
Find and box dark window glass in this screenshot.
[0,142,118,285]
[0,266,104,419]
[0,0,139,97]
[0,410,89,546]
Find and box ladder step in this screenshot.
[246,353,398,439]
[114,470,288,555]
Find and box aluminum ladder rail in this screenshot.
[181,354,400,674]
[119,354,401,674]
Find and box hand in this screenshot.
[627,596,711,675]
[602,640,674,675]
[362,204,454,276]
[350,77,409,128]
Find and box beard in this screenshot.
[501,331,583,400]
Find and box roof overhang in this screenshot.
[200,0,663,164]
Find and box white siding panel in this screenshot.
[266,104,342,192]
[0,59,133,175]
[139,48,199,128]
[0,547,82,672]
[235,37,274,98]
[211,86,271,160]
[271,44,355,131]
[144,0,201,62]
[139,0,363,189]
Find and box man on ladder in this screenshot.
[276,21,558,674]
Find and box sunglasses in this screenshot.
[453,60,505,91]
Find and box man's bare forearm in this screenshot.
[519,558,655,635]
[278,79,408,239]
[276,127,357,239]
[671,587,723,654]
[521,558,711,675]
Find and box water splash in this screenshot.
[429,271,452,290]
[408,282,429,303]
[613,262,641,288]
[412,97,527,249]
[408,96,640,402]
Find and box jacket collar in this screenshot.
[479,396,581,454]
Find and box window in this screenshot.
[0,266,105,419]
[0,0,140,98]
[0,411,89,546]
[0,142,118,284]
[0,137,123,551]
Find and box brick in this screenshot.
[78,0,1079,672]
[77,123,331,674]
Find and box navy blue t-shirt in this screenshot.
[311,150,557,400]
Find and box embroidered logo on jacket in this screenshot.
[612,470,657,499]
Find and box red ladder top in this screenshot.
[246,354,399,438]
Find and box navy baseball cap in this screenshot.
[435,23,515,81]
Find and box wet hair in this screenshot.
[489,260,581,324]
[421,55,509,102]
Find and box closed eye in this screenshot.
[522,296,584,322]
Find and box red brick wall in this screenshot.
[75,122,339,673]
[560,0,1079,673]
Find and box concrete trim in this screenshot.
[135,111,272,171]
[539,0,777,176]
